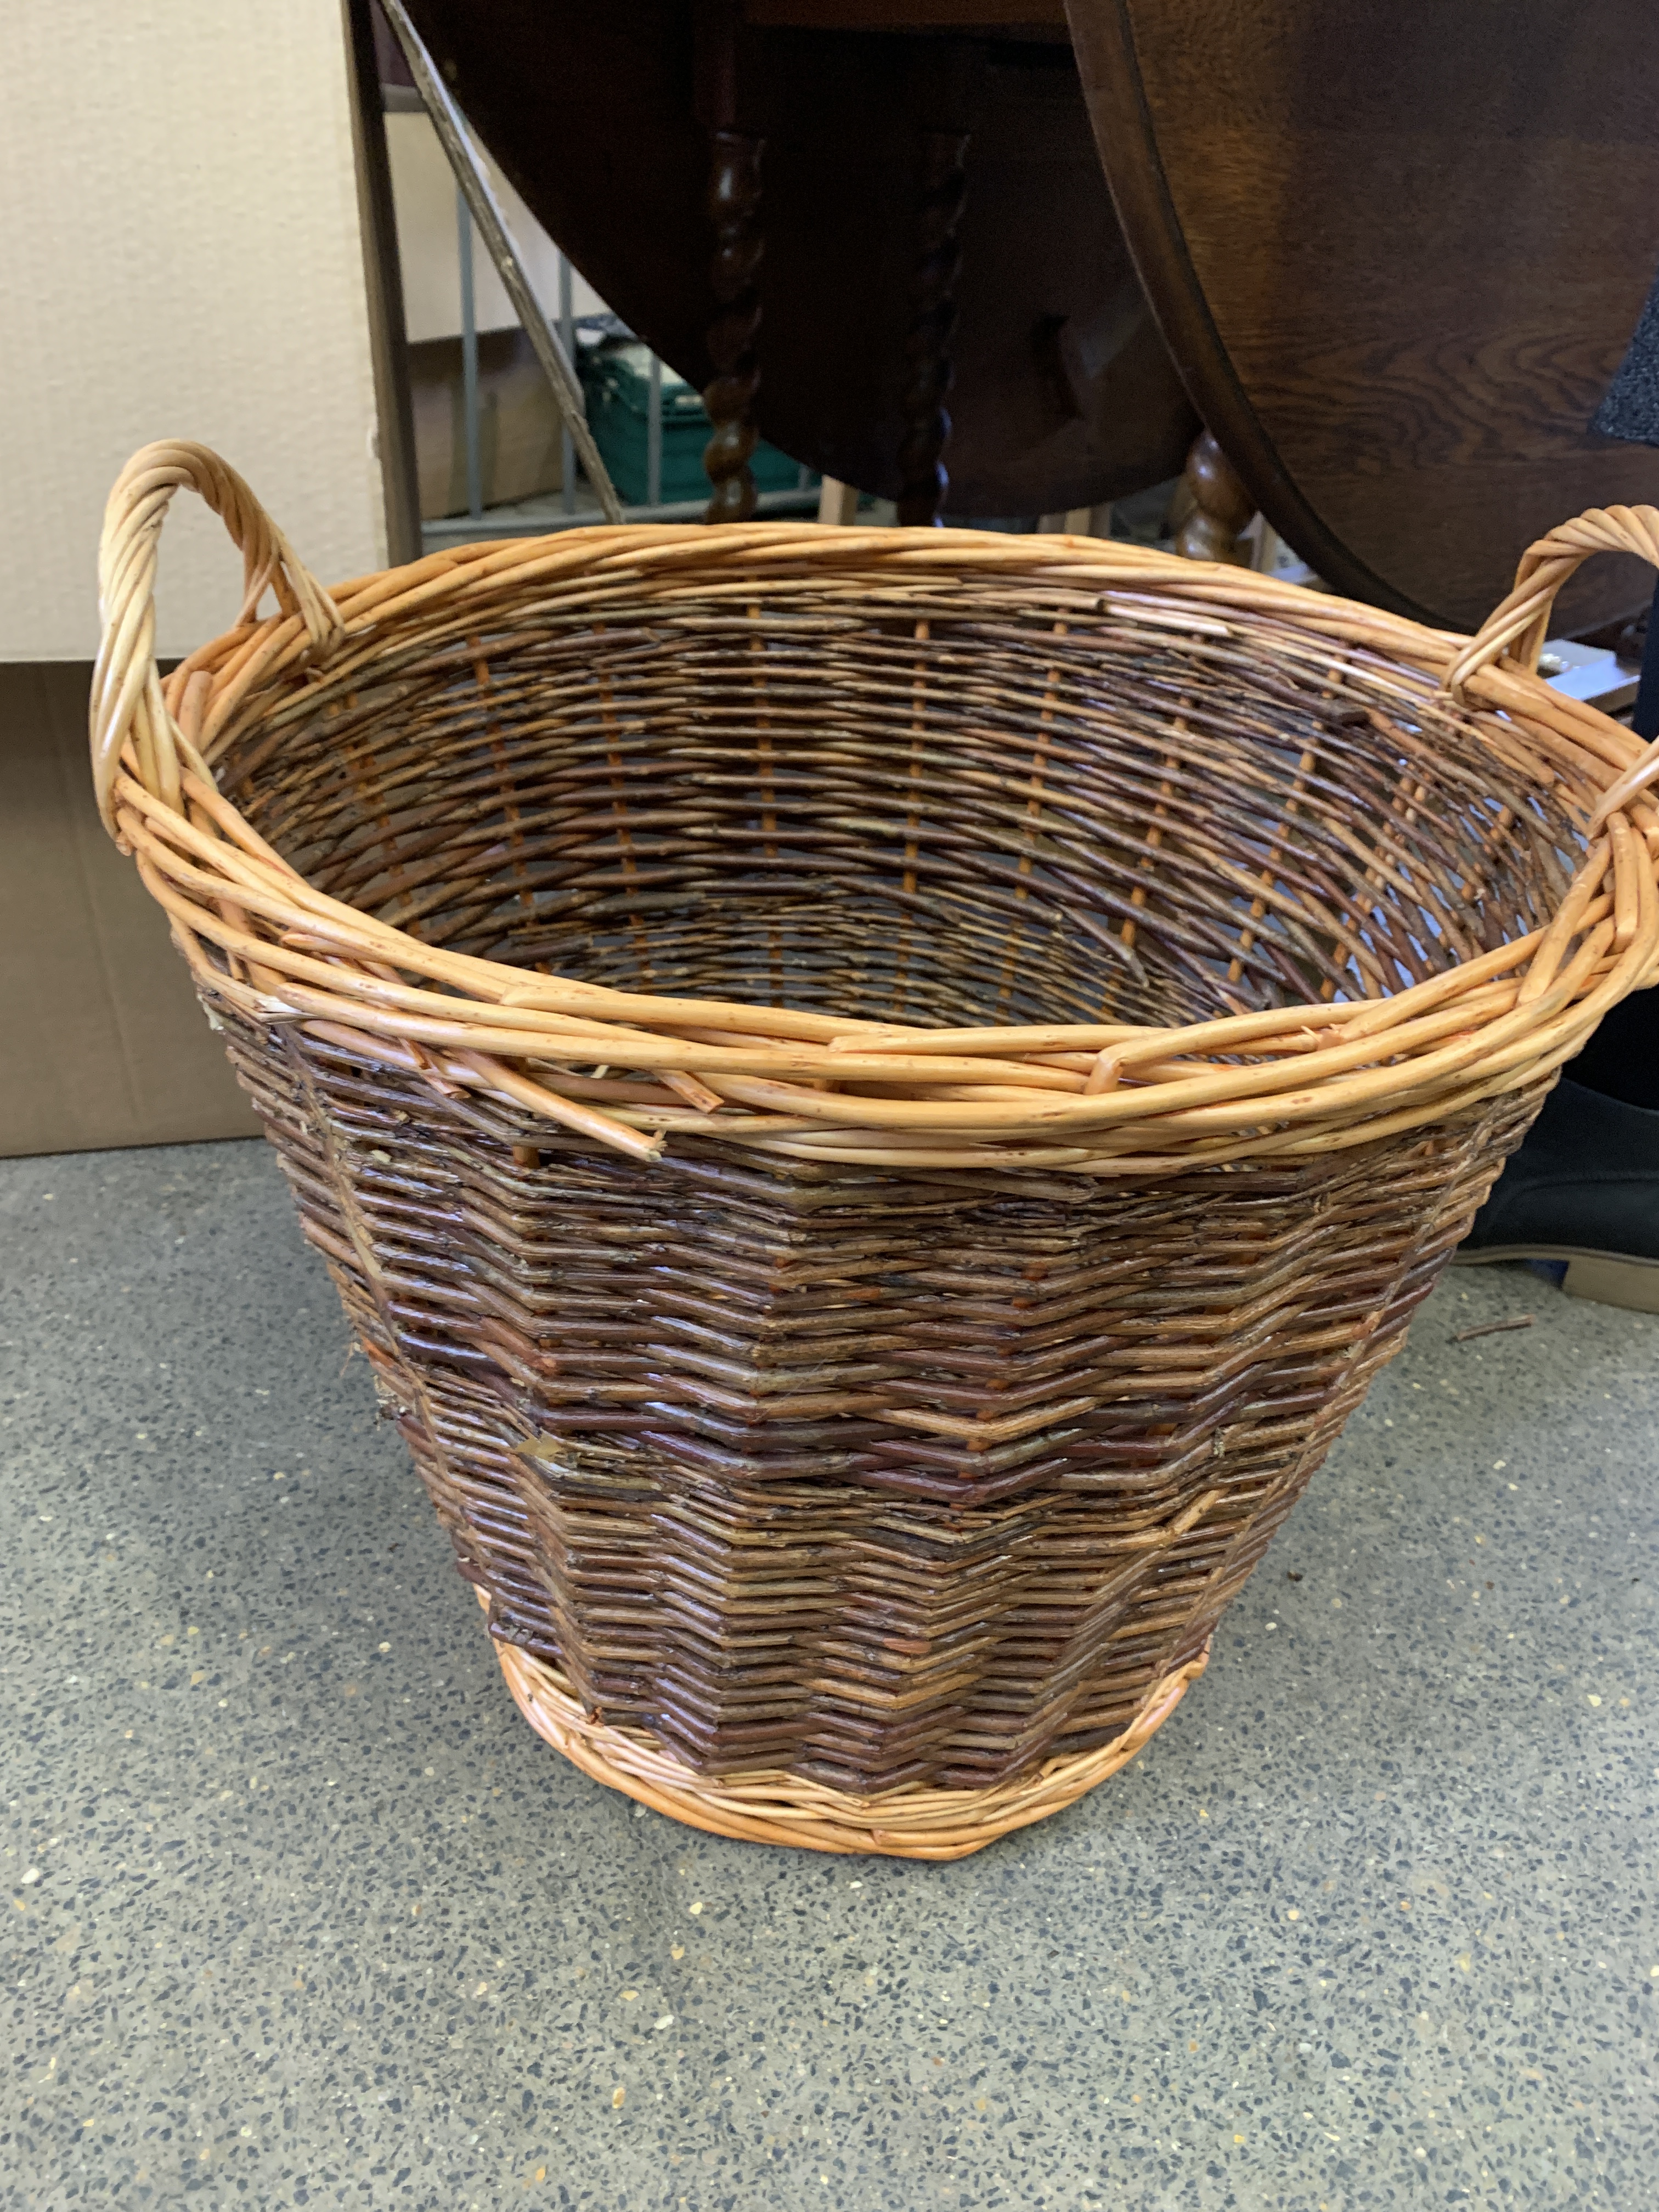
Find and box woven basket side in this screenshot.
[219,1001,1539,1794]
[87,455,1659,1839]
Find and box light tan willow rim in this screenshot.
[92,441,1659,1175]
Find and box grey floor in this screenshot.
[3,1141,1657,2212]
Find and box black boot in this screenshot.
[1457,987,1659,1311]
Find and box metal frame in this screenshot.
[377,0,622,520]
[456,184,482,521]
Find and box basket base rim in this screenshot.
[477,1593,1209,1859]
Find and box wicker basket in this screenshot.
[93,443,1659,1857]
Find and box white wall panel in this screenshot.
[0,2,385,662]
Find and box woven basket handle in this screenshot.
[1446,505,1659,830]
[1446,504,1659,699]
[91,439,345,836]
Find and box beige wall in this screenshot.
[387,110,606,345]
[0,1,386,664]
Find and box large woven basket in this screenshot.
[94,443,1659,1857]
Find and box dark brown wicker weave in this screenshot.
[94,445,1659,1855]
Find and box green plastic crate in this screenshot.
[580,341,813,507]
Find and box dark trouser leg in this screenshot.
[1459,985,1659,1310]
[1564,984,1659,1108]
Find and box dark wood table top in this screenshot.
[405,0,1195,518]
[1068,0,1659,632]
[408,0,1659,632]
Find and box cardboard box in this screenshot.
[0,663,260,1157]
[408,329,565,518]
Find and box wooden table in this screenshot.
[401,0,1659,629]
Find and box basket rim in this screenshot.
[93,442,1659,1173]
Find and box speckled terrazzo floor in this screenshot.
[3,1139,1657,2212]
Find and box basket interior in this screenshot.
[219,570,1587,1031]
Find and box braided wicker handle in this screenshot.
[91,440,344,835]
[1446,504,1659,831]
[1447,504,1659,692]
